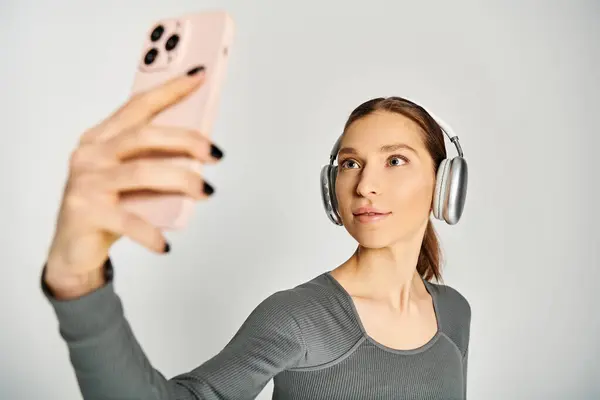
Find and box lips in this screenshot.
[352,206,391,223]
[352,206,389,216]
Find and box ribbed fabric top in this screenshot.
[45,261,471,400]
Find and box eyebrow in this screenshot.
[338,143,417,156]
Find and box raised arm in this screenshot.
[42,67,305,399]
[44,259,306,399]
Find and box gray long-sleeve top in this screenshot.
[44,259,471,399]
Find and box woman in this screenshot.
[43,66,471,399]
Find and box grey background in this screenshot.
[1,0,598,399]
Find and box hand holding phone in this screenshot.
[43,11,235,299]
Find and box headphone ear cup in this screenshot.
[443,156,468,225]
[433,157,468,225]
[320,165,342,225]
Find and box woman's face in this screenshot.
[335,110,437,249]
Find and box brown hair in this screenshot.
[341,96,447,283]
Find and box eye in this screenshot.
[340,159,359,169]
[388,155,408,167]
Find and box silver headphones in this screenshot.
[320,101,468,226]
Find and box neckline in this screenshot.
[323,271,442,355]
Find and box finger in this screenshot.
[68,142,109,173]
[82,65,206,144]
[90,203,168,253]
[104,159,215,199]
[110,125,224,163]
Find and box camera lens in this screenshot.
[150,25,164,42]
[165,34,180,51]
[144,48,158,65]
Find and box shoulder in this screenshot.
[244,289,305,333]
[426,280,471,355]
[229,287,309,367]
[244,273,330,331]
[252,273,327,313]
[428,280,471,320]
[248,273,363,368]
[261,272,347,312]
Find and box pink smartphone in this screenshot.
[120,10,235,230]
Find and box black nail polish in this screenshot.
[187,65,205,76]
[203,182,215,195]
[164,242,171,253]
[210,144,224,159]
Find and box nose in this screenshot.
[355,164,382,198]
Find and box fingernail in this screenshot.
[187,65,205,76]
[164,242,171,253]
[203,182,215,195]
[210,144,224,159]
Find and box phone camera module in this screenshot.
[144,48,159,65]
[150,25,164,42]
[165,34,180,51]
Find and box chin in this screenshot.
[342,214,429,250]
[345,228,398,249]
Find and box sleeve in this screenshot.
[43,259,307,400]
[462,347,469,398]
[462,298,471,399]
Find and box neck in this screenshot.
[342,234,427,311]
